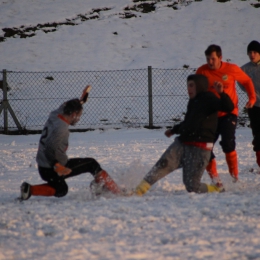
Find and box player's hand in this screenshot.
[245,100,254,109]
[54,163,72,176]
[213,81,223,94]
[165,129,173,138]
[80,85,92,104]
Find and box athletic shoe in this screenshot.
[20,182,31,200]
[90,180,126,196]
[207,183,225,193]
[135,179,151,196]
[90,180,106,196]
[232,176,239,183]
[213,180,225,192]
[94,170,122,194]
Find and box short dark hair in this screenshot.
[205,44,222,57]
[63,99,83,115]
[187,74,208,93]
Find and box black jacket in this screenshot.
[172,91,234,143]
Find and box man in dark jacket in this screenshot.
[135,74,234,195]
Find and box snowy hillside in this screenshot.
[1,0,260,71]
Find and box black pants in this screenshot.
[248,106,260,152]
[38,158,102,197]
[211,114,237,160]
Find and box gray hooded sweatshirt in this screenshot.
[238,61,260,107]
[36,104,69,168]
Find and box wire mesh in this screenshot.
[0,68,249,132]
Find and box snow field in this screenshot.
[1,128,260,259]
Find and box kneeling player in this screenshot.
[135,74,234,196]
[20,86,121,200]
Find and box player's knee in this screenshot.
[220,140,235,153]
[223,147,235,154]
[184,179,200,193]
[54,182,68,197]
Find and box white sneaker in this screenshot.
[20,182,31,200]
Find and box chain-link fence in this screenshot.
[0,67,249,134]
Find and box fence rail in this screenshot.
[0,67,248,134]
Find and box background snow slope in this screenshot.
[1,0,260,71]
[1,0,260,259]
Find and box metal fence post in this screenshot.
[3,70,8,134]
[0,70,22,134]
[148,66,153,128]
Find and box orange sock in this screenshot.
[225,151,238,180]
[95,170,121,194]
[206,158,219,180]
[256,151,260,167]
[31,184,56,197]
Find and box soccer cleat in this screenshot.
[94,170,122,195]
[212,177,225,192]
[215,181,225,192]
[135,179,151,196]
[231,176,239,183]
[206,183,224,193]
[90,180,106,196]
[20,182,31,200]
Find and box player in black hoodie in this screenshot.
[135,74,234,195]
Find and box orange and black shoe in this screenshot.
[214,180,225,192]
[92,170,122,195]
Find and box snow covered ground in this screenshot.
[1,0,260,259]
[1,128,260,260]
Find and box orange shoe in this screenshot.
[94,170,121,195]
[225,151,239,181]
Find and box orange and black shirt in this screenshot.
[196,62,256,117]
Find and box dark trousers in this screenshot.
[38,158,102,197]
[211,114,237,160]
[248,106,260,152]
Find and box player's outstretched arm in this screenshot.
[80,85,92,104]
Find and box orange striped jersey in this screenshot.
[196,62,256,117]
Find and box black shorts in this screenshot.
[210,114,237,160]
[248,106,260,151]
